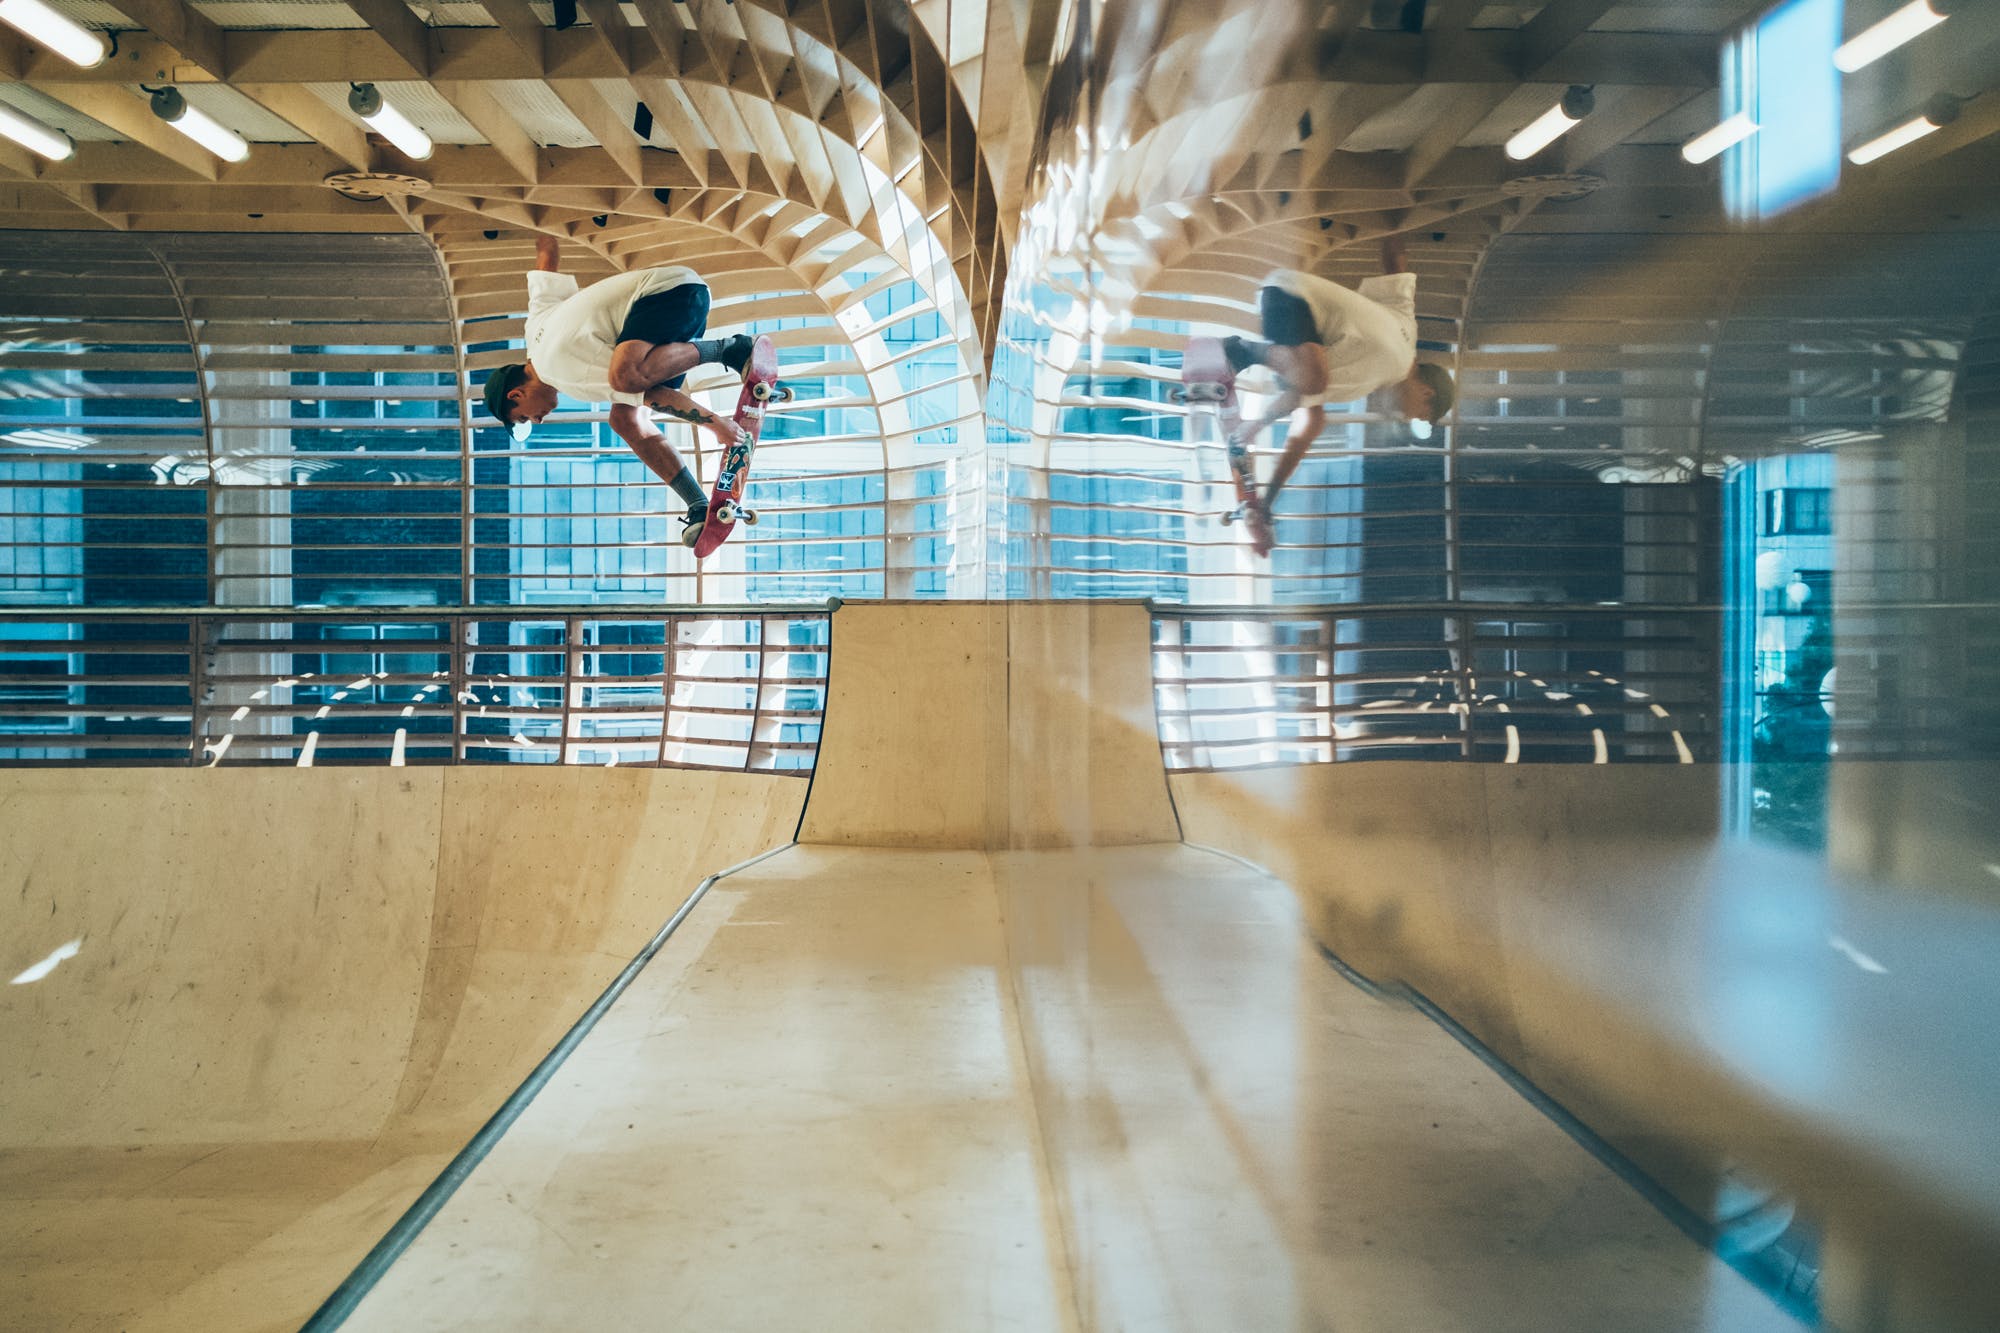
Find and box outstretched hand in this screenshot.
[1379,233,1407,275]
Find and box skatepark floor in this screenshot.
[337,842,1798,1333]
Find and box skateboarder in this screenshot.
[481,235,752,534]
[1223,234,1455,519]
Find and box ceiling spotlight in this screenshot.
[1681,111,1759,164]
[0,100,72,160]
[1847,94,1961,165]
[0,0,106,68]
[348,83,433,161]
[148,86,248,163]
[1505,86,1594,161]
[1833,0,1948,74]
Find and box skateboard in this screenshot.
[1176,335,1271,557]
[687,334,789,558]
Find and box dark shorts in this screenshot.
[1259,285,1318,346]
[616,282,710,390]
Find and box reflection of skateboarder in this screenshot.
[1176,336,1271,557]
[686,335,790,557]
[1223,234,1456,516]
[480,235,754,534]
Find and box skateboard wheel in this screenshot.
[1220,512,1236,526]
[751,382,773,402]
[739,508,760,525]
[714,502,738,524]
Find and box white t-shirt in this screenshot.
[524,265,704,405]
[1265,269,1417,407]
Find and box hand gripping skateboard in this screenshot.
[688,334,789,559]
[1176,335,1272,557]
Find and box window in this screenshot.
[1763,487,1831,536]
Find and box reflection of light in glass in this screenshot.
[297,732,318,767]
[1591,729,1607,763]
[1682,111,1759,164]
[10,937,83,984]
[1833,0,1946,72]
[1503,725,1520,763]
[391,728,407,766]
[1846,113,1942,164]
[3,428,91,450]
[1826,934,1887,973]
[1672,730,1694,763]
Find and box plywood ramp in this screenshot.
[798,602,1179,849]
[0,767,805,1333]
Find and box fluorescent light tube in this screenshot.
[0,0,105,68]
[348,83,433,160]
[150,87,249,162]
[0,100,72,159]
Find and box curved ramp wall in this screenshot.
[798,601,1179,849]
[0,766,803,1332]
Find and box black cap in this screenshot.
[483,364,524,424]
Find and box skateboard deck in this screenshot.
[689,334,786,559]
[1177,335,1271,557]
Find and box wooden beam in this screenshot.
[95,0,226,77]
[339,0,432,76]
[1519,0,1619,78]
[1562,86,1705,171]
[474,0,549,73]
[235,83,375,173]
[1405,85,1515,188]
[432,81,540,184]
[573,0,635,73]
[546,80,645,185]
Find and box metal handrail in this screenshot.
[0,606,835,773]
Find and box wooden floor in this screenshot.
[341,842,1798,1333]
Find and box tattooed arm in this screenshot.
[643,386,745,446]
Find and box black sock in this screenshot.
[670,470,705,507]
[689,338,724,363]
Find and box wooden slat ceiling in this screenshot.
[1,0,1997,386]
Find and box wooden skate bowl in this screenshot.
[4,602,1997,1331]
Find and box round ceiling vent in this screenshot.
[324,171,433,201]
[1502,172,1606,201]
